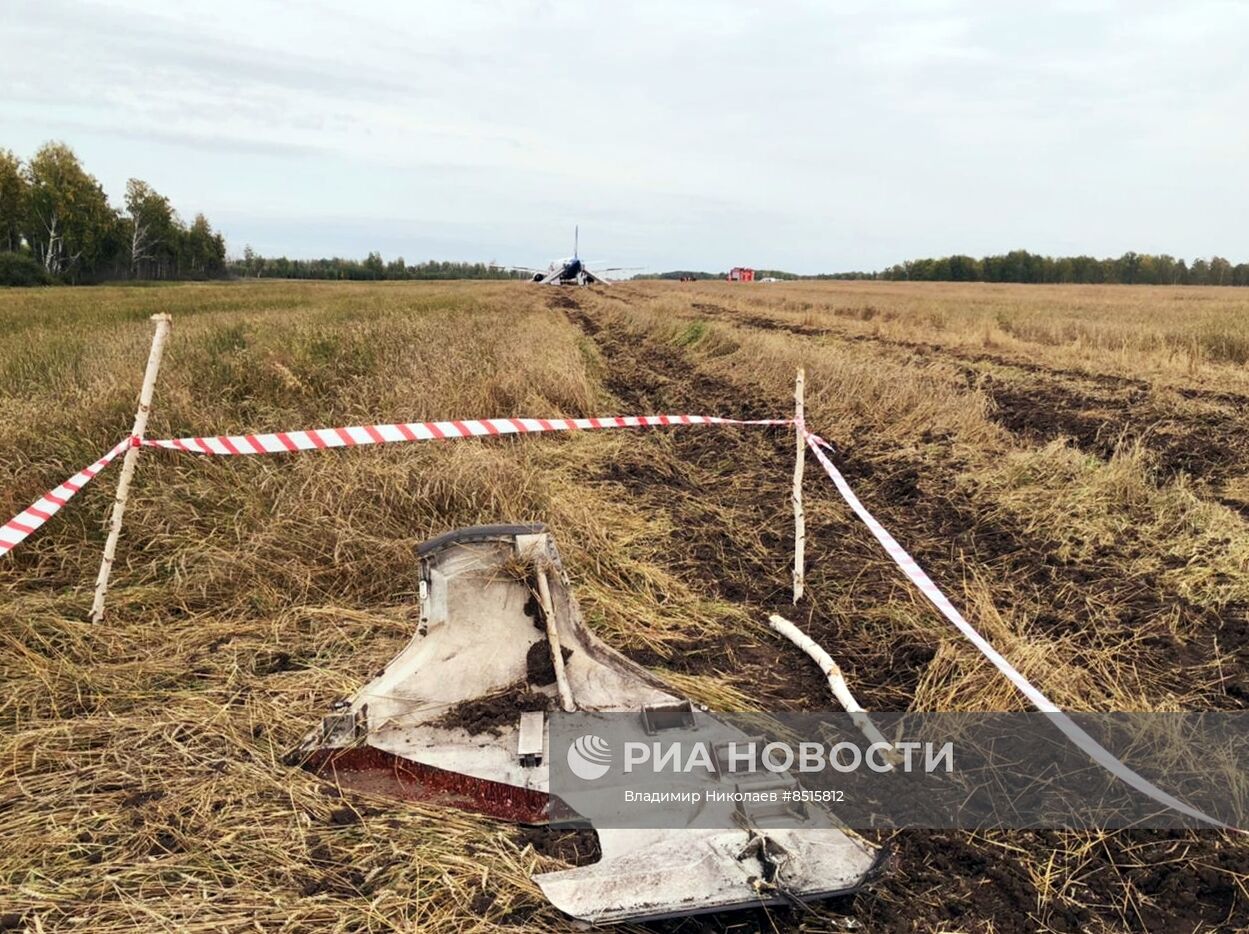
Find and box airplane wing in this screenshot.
[586,266,644,283]
[582,266,644,284]
[490,263,545,274]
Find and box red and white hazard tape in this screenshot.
[801,425,1233,831]
[0,436,134,559]
[2,414,788,558]
[139,414,789,456]
[2,409,1232,829]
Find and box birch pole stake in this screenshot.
[90,313,172,623]
[768,614,897,765]
[536,567,576,712]
[792,368,806,603]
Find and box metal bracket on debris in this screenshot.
[518,711,544,768]
[321,703,368,746]
[641,700,697,734]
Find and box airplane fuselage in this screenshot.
[519,229,620,285]
[535,256,589,284]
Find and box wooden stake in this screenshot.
[792,367,806,603]
[768,614,897,765]
[90,314,171,623]
[536,567,576,712]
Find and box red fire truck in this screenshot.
[727,267,755,282]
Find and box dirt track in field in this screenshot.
[558,288,1249,934]
[676,294,1249,704]
[691,301,1249,495]
[570,291,1248,713]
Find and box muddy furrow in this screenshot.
[701,304,1249,405]
[566,293,1249,933]
[564,295,844,706]
[571,297,1246,712]
[686,303,1249,515]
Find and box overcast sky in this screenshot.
[3,0,1246,273]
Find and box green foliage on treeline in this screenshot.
[642,250,1249,286]
[878,250,1249,286]
[646,269,814,280]
[0,141,227,285]
[641,269,879,281]
[0,252,53,286]
[229,250,530,281]
[645,270,728,280]
[640,269,864,281]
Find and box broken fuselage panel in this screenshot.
[292,524,880,923]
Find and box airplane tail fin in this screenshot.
[574,225,578,259]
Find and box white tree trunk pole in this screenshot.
[536,567,576,712]
[792,368,806,603]
[90,314,172,622]
[768,614,897,765]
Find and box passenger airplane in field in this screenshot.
[497,227,639,285]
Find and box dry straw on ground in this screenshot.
[2,279,1247,931]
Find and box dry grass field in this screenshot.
[2,278,1247,932]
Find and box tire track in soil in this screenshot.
[981,376,1249,517]
[563,292,1249,934]
[692,305,1249,498]
[706,308,1249,706]
[699,304,1248,406]
[570,296,1247,713]
[568,296,950,710]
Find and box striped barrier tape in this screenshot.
[139,414,791,456]
[3,412,1234,829]
[801,425,1234,831]
[2,415,789,558]
[0,436,134,559]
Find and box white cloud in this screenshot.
[1,0,1245,270]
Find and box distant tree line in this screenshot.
[805,271,879,280]
[640,269,865,281]
[230,250,530,281]
[646,270,806,280]
[877,250,1249,286]
[0,141,227,285]
[641,269,873,281]
[647,270,724,280]
[643,249,1249,286]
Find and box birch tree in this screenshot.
[124,178,173,277]
[23,142,117,278]
[0,149,26,252]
